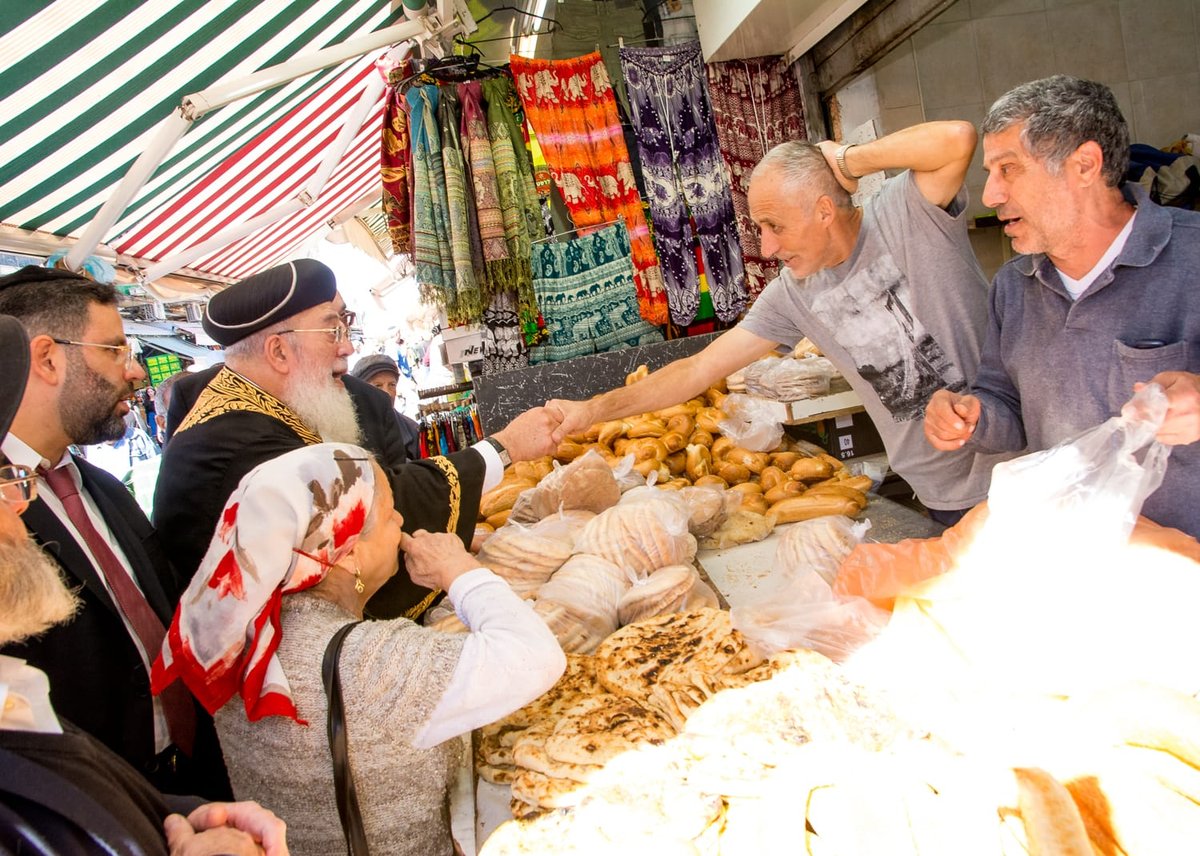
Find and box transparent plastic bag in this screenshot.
[731,513,882,660]
[743,356,836,400]
[577,490,697,577]
[775,516,873,586]
[717,393,784,452]
[984,383,1170,550]
[610,453,647,493]
[508,449,620,524]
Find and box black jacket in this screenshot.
[157,366,486,618]
[1,456,230,799]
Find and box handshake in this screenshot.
[487,399,594,464]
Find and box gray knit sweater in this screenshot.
[215,593,467,856]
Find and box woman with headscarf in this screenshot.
[151,443,565,855]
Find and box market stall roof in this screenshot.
[0,0,423,283]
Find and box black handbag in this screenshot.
[323,620,368,856]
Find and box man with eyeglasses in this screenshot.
[0,267,232,801]
[0,312,288,856]
[155,259,558,620]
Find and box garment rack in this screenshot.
[531,214,625,245]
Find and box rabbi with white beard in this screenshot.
[155,260,557,619]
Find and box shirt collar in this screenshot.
[0,654,63,734]
[0,433,62,472]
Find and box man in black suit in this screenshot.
[0,267,230,800]
[0,313,285,854]
[155,259,557,619]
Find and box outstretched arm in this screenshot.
[546,327,778,443]
[818,120,978,209]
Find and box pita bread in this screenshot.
[545,696,676,766]
[512,738,602,784]
[594,608,763,703]
[510,768,588,810]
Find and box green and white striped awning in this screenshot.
[0,0,421,281]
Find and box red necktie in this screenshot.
[40,463,196,756]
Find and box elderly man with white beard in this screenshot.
[155,259,558,619]
[0,313,288,856]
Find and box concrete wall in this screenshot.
[840,0,1200,276]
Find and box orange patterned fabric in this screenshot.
[510,52,666,325]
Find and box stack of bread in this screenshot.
[477,607,788,818]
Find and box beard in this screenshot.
[58,353,130,445]
[0,534,81,646]
[284,352,363,445]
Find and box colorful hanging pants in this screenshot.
[620,41,747,326]
[705,55,806,298]
[510,52,668,326]
[530,221,663,364]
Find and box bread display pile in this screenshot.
[481,649,1200,854]
[475,366,872,544]
[477,607,792,818]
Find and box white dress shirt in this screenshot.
[0,655,62,734]
[1,434,170,752]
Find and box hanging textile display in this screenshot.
[407,84,457,314]
[435,85,483,324]
[510,52,668,326]
[481,290,529,375]
[480,77,543,342]
[381,78,412,255]
[705,55,806,298]
[459,81,515,289]
[529,220,663,364]
[620,41,747,326]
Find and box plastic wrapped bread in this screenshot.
[575,492,698,578]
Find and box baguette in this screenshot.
[480,478,538,519]
[723,447,770,474]
[789,457,835,483]
[758,466,787,492]
[766,494,857,525]
[802,483,868,510]
[485,509,512,529]
[768,451,802,471]
[763,481,806,505]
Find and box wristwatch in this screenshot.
[835,143,858,181]
[482,436,512,467]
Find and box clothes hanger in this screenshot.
[473,4,580,39]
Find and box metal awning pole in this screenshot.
[65,16,443,273]
[64,110,192,271]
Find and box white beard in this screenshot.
[284,356,363,445]
[0,536,81,646]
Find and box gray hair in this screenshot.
[982,75,1129,187]
[752,141,853,209]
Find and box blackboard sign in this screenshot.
[474,332,721,433]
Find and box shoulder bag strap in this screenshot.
[322,620,369,856]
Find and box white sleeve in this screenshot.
[471,440,504,492]
[412,568,566,748]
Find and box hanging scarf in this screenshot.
[481,77,542,341]
[510,52,668,326]
[152,444,377,723]
[436,86,483,325]
[705,56,805,298]
[381,80,412,255]
[459,81,518,293]
[407,84,457,315]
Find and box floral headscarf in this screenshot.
[152,443,378,724]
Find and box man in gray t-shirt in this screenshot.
[548,122,1007,520]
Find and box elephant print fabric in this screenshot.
[529,220,663,364]
[620,41,747,326]
[511,52,668,326]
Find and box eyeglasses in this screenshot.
[0,464,38,507]
[279,310,357,344]
[52,338,137,368]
